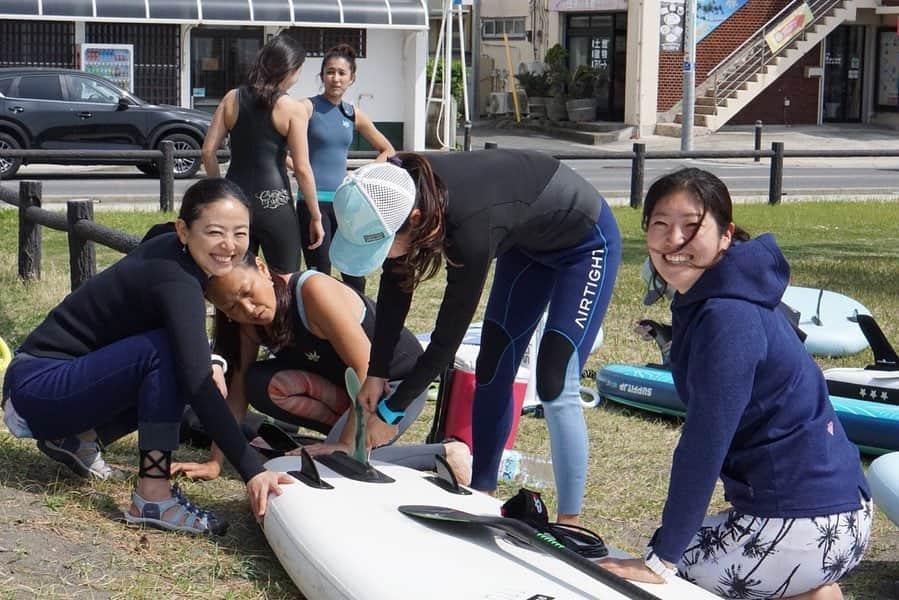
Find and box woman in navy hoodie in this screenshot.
[602,168,871,600]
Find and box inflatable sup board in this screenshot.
[261,449,718,600]
[597,363,899,455]
[824,314,899,406]
[867,452,899,528]
[781,286,870,356]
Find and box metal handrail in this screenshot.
[705,0,845,112]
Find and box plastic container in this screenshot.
[497,449,554,489]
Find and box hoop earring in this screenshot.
[182,244,187,254]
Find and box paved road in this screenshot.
[3,157,898,209]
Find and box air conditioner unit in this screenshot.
[487,92,512,116]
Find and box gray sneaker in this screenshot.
[37,437,126,481]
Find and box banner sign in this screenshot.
[765,3,814,54]
[660,0,685,52]
[696,0,750,43]
[549,0,626,11]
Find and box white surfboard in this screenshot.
[263,455,718,600]
[781,286,870,356]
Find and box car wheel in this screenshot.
[0,132,23,179]
[159,133,202,179]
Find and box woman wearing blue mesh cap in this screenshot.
[328,150,621,525]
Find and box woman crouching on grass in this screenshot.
[170,254,471,485]
[601,168,871,599]
[1,178,290,535]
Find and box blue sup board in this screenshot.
[782,286,870,357]
[597,363,899,456]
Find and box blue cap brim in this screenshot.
[329,229,393,277]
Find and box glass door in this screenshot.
[823,25,865,122]
[190,27,262,113]
[566,12,627,121]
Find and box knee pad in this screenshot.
[536,330,576,402]
[475,320,513,385]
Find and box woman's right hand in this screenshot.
[357,376,387,412]
[307,216,325,250]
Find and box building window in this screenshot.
[283,28,367,58]
[481,17,526,40]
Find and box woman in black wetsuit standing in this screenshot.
[327,151,621,525]
[202,33,324,272]
[2,178,291,535]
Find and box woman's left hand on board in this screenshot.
[246,471,294,521]
[597,558,666,584]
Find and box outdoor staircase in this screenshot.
[667,0,871,133]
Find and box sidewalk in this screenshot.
[467,120,899,167]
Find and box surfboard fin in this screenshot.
[424,454,472,495]
[856,314,899,370]
[635,319,672,367]
[287,447,334,490]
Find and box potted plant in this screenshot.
[543,44,569,122]
[515,71,550,118]
[565,65,600,122]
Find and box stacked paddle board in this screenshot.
[262,454,717,600]
[597,363,899,455]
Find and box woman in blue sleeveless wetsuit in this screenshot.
[202,33,324,272]
[170,254,472,485]
[294,44,395,294]
[327,151,621,526]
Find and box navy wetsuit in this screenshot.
[227,86,300,272]
[370,149,621,514]
[5,233,265,483]
[297,95,365,292]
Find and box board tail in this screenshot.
[856,314,899,370]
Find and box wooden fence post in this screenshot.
[67,199,96,291]
[18,181,42,281]
[159,141,175,212]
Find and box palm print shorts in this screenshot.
[678,496,872,598]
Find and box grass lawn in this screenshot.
[1,200,899,598]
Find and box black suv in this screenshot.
[0,67,214,179]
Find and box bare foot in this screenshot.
[557,513,580,527]
[443,441,472,486]
[784,583,843,600]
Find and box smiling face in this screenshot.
[321,57,354,101]
[206,259,277,326]
[645,190,734,295]
[175,198,249,278]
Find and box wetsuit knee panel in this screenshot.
[536,331,575,401]
[475,320,513,385]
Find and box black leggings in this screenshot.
[250,195,301,273]
[297,201,366,294]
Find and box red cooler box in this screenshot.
[440,368,528,450]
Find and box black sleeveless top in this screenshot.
[225,86,292,209]
[274,272,421,385]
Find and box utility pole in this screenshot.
[681,0,697,151]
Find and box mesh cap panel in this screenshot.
[352,162,416,234]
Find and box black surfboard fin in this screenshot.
[777,300,807,343]
[635,319,672,367]
[288,447,333,490]
[856,314,899,370]
[425,454,472,495]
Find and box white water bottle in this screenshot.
[497,449,554,489]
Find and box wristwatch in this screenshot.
[643,547,678,582]
[375,397,405,425]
